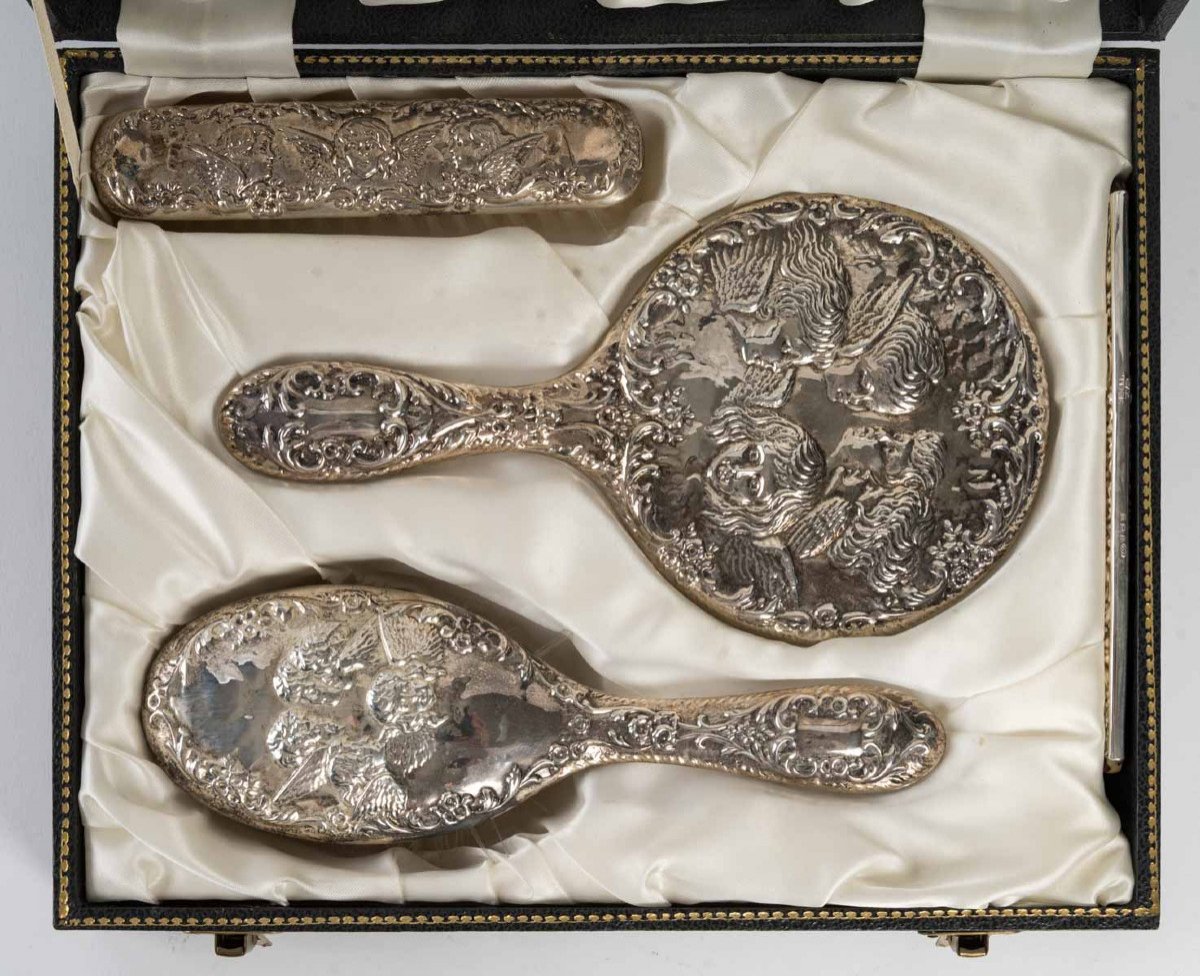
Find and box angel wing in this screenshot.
[479,132,546,196]
[328,743,411,824]
[164,143,247,204]
[727,361,796,409]
[266,708,343,768]
[706,230,778,315]
[390,123,443,183]
[280,127,338,182]
[840,271,919,355]
[348,770,410,826]
[785,496,854,561]
[455,117,519,156]
[713,533,799,610]
[215,123,274,162]
[272,624,350,707]
[377,609,441,666]
[337,620,385,674]
[272,743,335,804]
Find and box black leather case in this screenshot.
[40,0,1171,941]
[37,0,1193,44]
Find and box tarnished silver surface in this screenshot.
[144,585,946,843]
[91,98,642,220]
[219,194,1049,645]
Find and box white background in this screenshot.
[0,2,1196,970]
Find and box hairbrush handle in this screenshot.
[585,685,945,793]
[92,98,642,221]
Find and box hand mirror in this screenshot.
[218,194,1048,644]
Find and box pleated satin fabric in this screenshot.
[918,0,1101,81]
[75,71,1132,907]
[117,0,299,79]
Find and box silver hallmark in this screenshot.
[143,585,947,843]
[91,98,642,220]
[219,194,1049,645]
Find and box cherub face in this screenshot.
[700,406,828,539]
[706,439,780,509]
[824,358,880,413]
[337,117,392,177]
[826,427,912,492]
[825,351,934,416]
[218,123,274,163]
[365,667,439,727]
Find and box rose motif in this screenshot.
[812,603,839,629]
[927,520,997,591]
[951,381,995,448]
[436,790,473,824]
[608,709,679,751]
[650,253,701,299]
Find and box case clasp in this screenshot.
[922,930,1015,957]
[203,932,272,958]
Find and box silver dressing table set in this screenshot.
[91,95,1062,845]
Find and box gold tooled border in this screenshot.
[54,48,1156,928]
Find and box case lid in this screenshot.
[34,0,1191,45]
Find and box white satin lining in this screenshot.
[75,71,1133,907]
[117,0,299,79]
[919,0,1101,81]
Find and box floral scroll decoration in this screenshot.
[92,98,643,219]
